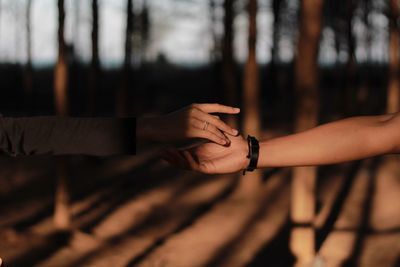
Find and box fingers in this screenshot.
[193,103,240,114]
[197,130,229,146]
[191,118,229,145]
[192,118,229,143]
[205,123,230,144]
[193,110,238,136]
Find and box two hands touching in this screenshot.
[162,134,249,174]
[137,103,240,147]
[137,103,248,174]
[141,104,400,174]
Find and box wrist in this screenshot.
[243,135,260,174]
[238,137,251,170]
[242,148,251,170]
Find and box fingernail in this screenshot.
[234,108,240,112]
[232,129,239,135]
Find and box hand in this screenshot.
[162,135,250,174]
[137,103,240,146]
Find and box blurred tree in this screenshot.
[241,0,262,191]
[271,0,282,63]
[270,0,282,88]
[330,0,356,116]
[344,0,357,116]
[357,0,372,113]
[54,0,71,230]
[140,0,150,61]
[269,0,283,117]
[209,0,221,63]
[73,0,80,50]
[222,0,238,127]
[24,0,33,112]
[88,0,100,115]
[291,0,323,265]
[116,0,134,116]
[54,0,68,116]
[387,0,400,113]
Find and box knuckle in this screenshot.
[189,107,198,116]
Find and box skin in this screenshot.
[136,103,240,147]
[164,113,400,174]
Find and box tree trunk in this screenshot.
[116,0,134,117]
[387,0,400,113]
[271,0,281,63]
[355,0,372,115]
[24,0,34,112]
[88,0,99,115]
[291,0,323,265]
[270,0,282,116]
[54,0,70,230]
[344,0,356,116]
[241,0,261,192]
[222,0,238,128]
[54,0,68,116]
[209,0,221,63]
[140,0,149,62]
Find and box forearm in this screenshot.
[0,116,136,156]
[258,114,400,168]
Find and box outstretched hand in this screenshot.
[162,134,249,174]
[137,103,240,146]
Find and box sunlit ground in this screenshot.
[0,129,399,267]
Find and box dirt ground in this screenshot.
[0,150,399,267]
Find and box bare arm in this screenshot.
[258,113,400,167]
[168,113,400,174]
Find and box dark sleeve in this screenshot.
[0,116,136,156]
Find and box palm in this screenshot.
[180,135,248,174]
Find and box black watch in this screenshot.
[243,135,259,175]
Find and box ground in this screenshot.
[0,149,399,267]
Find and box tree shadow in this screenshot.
[1,159,167,266]
[199,171,291,267]
[63,174,240,267]
[340,158,380,267]
[316,160,362,251]
[246,220,295,267]
[77,165,181,232]
[124,175,240,267]
[4,231,71,267]
[2,158,160,231]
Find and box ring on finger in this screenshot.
[202,121,209,131]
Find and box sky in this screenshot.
[0,0,278,67]
[0,0,389,67]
